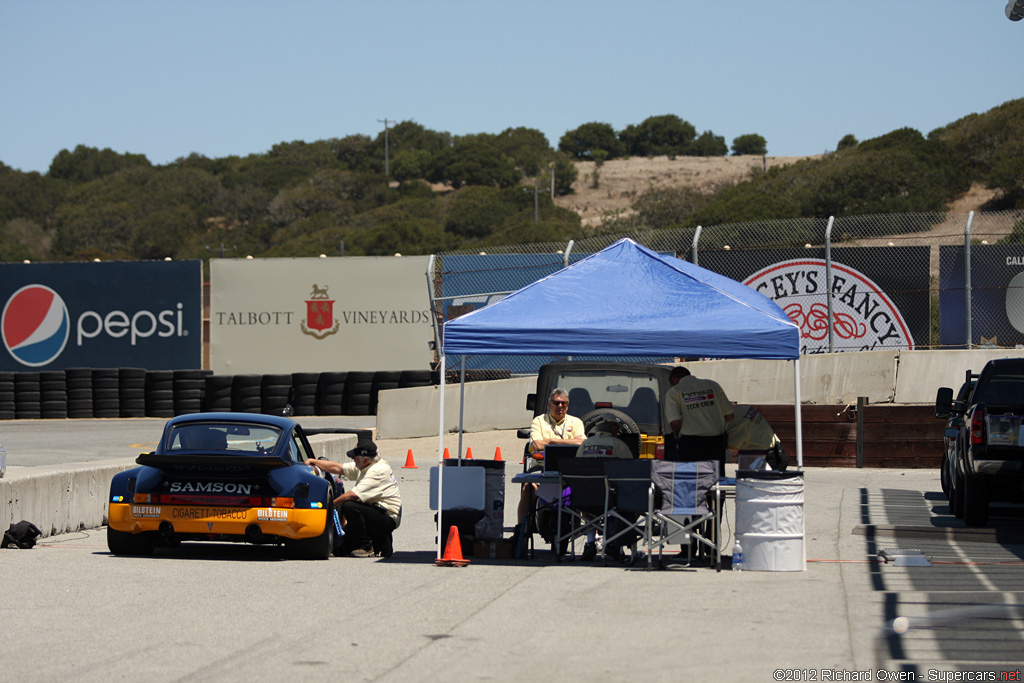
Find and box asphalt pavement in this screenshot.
[2,425,1023,681]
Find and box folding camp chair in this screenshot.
[602,459,652,565]
[645,459,722,571]
[554,458,610,561]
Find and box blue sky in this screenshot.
[1,1,1021,174]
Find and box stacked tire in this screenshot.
[91,369,120,418]
[40,370,68,419]
[173,369,206,415]
[343,371,374,416]
[231,375,262,413]
[0,372,16,420]
[291,372,320,416]
[314,372,346,415]
[14,372,41,419]
[66,368,94,418]
[145,370,175,418]
[399,369,434,389]
[260,374,293,416]
[118,368,147,418]
[202,375,234,412]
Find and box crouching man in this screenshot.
[308,440,402,558]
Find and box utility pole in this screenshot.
[378,118,393,176]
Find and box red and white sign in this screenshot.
[745,258,914,353]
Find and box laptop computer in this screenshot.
[542,444,579,473]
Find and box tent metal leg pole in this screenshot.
[794,358,803,470]
[436,355,446,561]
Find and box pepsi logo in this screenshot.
[2,284,70,367]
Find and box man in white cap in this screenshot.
[307,439,402,558]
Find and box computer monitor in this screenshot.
[542,444,579,473]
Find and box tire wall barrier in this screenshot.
[0,368,501,420]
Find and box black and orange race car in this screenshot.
[107,412,343,559]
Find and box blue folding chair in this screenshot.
[645,460,722,571]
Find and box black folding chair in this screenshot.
[603,459,653,565]
[554,458,609,561]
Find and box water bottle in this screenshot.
[0,443,6,478]
[732,538,743,571]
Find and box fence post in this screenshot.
[964,211,974,349]
[563,240,574,269]
[856,396,868,468]
[692,226,702,265]
[825,216,835,353]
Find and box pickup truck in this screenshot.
[935,358,1024,526]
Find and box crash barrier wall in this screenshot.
[0,368,508,421]
[429,211,1024,376]
[376,349,1023,440]
[0,433,358,538]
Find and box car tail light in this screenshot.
[267,497,294,508]
[971,408,985,445]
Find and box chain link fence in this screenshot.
[429,211,1024,375]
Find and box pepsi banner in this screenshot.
[939,245,1024,348]
[1,261,202,371]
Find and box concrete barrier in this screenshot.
[1,433,357,538]
[375,349,1024,439]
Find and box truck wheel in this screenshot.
[939,452,950,497]
[962,475,990,527]
[952,468,965,519]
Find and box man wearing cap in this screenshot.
[307,440,402,558]
[576,416,634,561]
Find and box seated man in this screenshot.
[307,440,402,558]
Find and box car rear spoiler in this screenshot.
[136,453,289,469]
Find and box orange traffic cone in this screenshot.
[402,449,418,469]
[443,447,450,459]
[466,447,474,460]
[435,525,470,567]
[494,446,503,461]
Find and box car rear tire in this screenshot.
[107,527,155,556]
[939,451,950,497]
[952,467,965,519]
[285,505,335,560]
[580,408,640,436]
[963,475,990,527]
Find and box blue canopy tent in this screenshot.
[434,238,803,559]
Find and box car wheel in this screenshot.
[947,461,959,516]
[107,527,155,556]
[286,504,335,560]
[963,475,990,527]
[939,451,950,497]
[952,466,966,519]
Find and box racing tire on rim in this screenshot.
[580,408,640,437]
[286,503,336,560]
[107,527,155,556]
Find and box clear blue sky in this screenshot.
[1,1,1021,174]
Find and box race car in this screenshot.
[107,412,342,559]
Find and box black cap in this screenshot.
[347,441,378,458]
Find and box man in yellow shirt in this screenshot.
[664,366,734,475]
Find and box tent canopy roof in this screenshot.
[442,238,799,360]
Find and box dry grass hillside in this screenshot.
[554,154,1001,238]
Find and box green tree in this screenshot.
[559,122,626,160]
[731,134,767,156]
[620,115,696,157]
[48,145,151,183]
[428,137,520,189]
[444,186,517,239]
[687,131,728,156]
[837,134,858,151]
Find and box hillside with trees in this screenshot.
[1,102,1022,264]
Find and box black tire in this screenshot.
[399,369,435,388]
[939,451,950,497]
[285,504,335,560]
[963,475,990,527]
[317,372,347,415]
[952,467,966,519]
[203,375,234,412]
[580,408,640,436]
[107,527,155,556]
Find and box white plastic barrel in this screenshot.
[735,473,805,571]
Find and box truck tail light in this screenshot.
[971,408,985,445]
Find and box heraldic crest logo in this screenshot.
[301,284,339,339]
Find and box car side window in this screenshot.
[290,430,311,463]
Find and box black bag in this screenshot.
[2,520,42,549]
[766,443,789,472]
